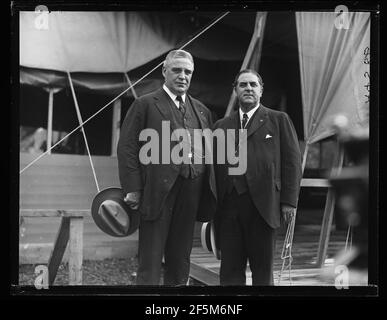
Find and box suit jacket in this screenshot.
[117,88,217,222]
[214,105,302,229]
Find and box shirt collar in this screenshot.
[163,84,186,107]
[239,103,260,125]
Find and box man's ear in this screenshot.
[162,66,166,78]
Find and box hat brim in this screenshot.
[91,187,140,237]
[201,221,221,260]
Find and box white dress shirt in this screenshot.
[163,84,186,109]
[239,104,260,129]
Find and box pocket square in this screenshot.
[265,134,272,139]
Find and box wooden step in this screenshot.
[190,261,219,286]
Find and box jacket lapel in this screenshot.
[247,105,268,139]
[153,88,178,132]
[229,110,240,131]
[225,111,240,147]
[187,95,209,129]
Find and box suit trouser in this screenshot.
[219,188,276,286]
[136,174,203,285]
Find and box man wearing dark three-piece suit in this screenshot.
[117,50,216,286]
[213,69,302,286]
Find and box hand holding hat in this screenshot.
[124,191,142,210]
[91,187,140,237]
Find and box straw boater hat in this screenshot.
[201,221,221,260]
[91,187,140,237]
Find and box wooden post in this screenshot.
[316,189,336,267]
[111,99,121,156]
[47,217,70,285]
[316,140,344,267]
[20,210,88,286]
[47,89,54,154]
[68,217,83,285]
[225,12,267,117]
[301,142,310,172]
[124,73,138,99]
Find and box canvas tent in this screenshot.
[19,10,370,266]
[20,10,370,149]
[20,12,255,109]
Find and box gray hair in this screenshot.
[163,50,194,68]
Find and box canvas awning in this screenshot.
[296,12,370,144]
[20,11,254,107]
[20,11,252,72]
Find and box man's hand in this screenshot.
[124,191,142,210]
[280,204,296,226]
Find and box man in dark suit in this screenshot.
[214,69,302,285]
[117,50,216,286]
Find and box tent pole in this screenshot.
[302,142,310,172]
[111,73,137,157]
[124,73,138,99]
[225,12,267,117]
[111,99,121,156]
[47,89,54,154]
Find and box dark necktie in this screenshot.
[176,95,186,116]
[242,113,249,129]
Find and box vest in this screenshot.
[169,97,206,179]
[226,109,258,195]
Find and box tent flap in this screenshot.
[296,12,370,144]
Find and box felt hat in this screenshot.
[91,187,140,237]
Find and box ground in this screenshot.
[19,258,138,286]
[18,257,201,286]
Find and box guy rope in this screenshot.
[20,12,230,175]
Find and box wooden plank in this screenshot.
[20,153,115,170]
[20,153,119,210]
[274,268,322,277]
[20,209,89,217]
[300,178,331,188]
[68,217,83,285]
[190,228,347,286]
[190,261,219,286]
[48,217,70,285]
[19,216,139,264]
[19,243,53,265]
